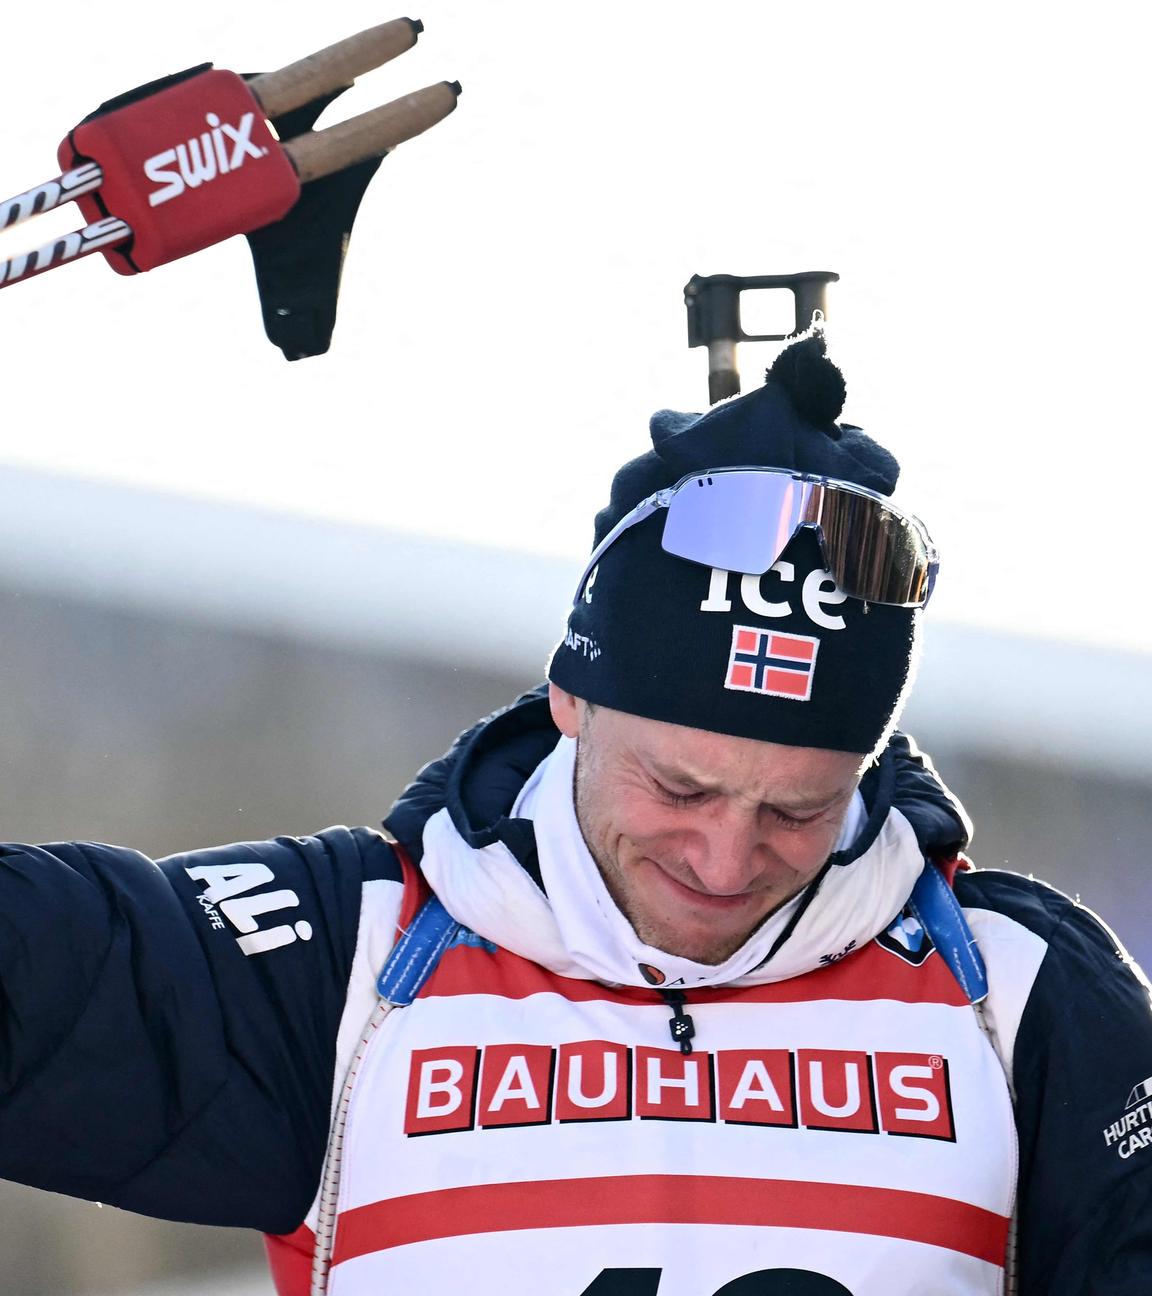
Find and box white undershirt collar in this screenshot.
[421,736,923,990]
[511,736,868,988]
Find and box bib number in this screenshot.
[580,1269,853,1295]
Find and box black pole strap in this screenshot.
[245,82,385,360]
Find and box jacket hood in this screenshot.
[383,686,971,986]
[384,684,970,871]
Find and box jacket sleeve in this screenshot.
[0,826,402,1234]
[958,870,1152,1296]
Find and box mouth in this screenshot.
[647,859,762,912]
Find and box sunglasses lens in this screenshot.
[660,471,935,607]
[661,472,816,575]
[818,486,935,606]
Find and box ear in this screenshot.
[548,681,581,739]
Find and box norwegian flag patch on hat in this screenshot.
[725,625,819,701]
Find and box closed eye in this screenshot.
[653,779,706,808]
[770,807,816,831]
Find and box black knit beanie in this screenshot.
[547,332,922,755]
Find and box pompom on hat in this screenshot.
[547,331,924,756]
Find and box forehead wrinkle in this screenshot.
[772,780,859,813]
[646,750,858,813]
[588,703,864,808]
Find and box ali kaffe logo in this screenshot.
[404,1042,955,1141]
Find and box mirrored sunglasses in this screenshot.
[574,466,938,608]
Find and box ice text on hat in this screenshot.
[699,561,847,631]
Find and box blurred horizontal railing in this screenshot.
[0,463,1148,780]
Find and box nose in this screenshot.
[680,802,769,896]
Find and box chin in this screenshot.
[635,922,748,967]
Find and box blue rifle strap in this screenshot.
[376,895,462,1005]
[376,865,988,1008]
[907,859,989,1005]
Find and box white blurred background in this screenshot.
[0,2,1149,1292]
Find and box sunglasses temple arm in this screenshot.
[571,496,666,605]
[922,557,940,607]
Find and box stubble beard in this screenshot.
[571,740,762,965]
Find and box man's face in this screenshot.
[549,685,867,965]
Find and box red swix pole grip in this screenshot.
[60,69,300,274]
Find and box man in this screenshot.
[1,333,1149,1295]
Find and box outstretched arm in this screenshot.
[0,825,402,1234]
